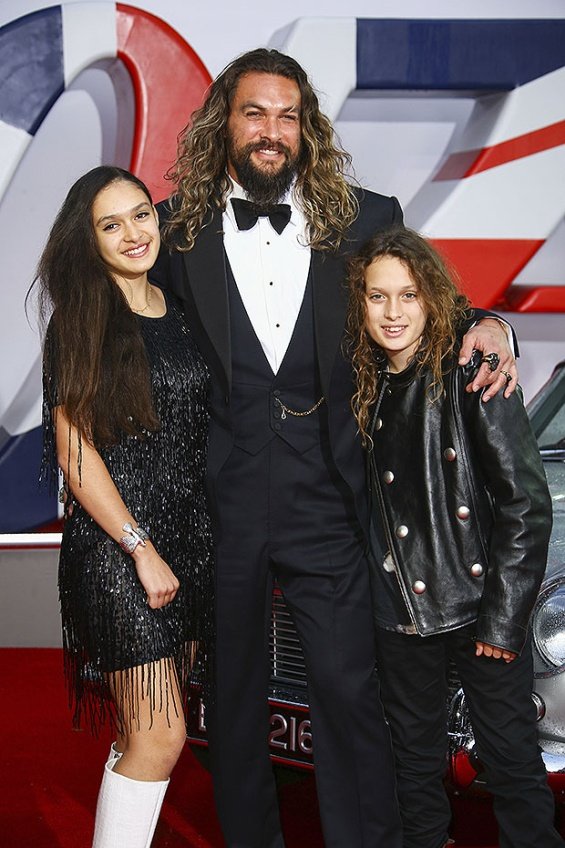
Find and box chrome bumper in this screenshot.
[448,688,565,791]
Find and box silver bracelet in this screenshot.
[119,522,150,554]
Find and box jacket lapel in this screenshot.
[182,208,232,391]
[181,210,348,396]
[311,248,348,397]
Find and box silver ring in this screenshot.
[481,352,500,373]
[500,369,512,383]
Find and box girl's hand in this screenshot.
[475,640,517,663]
[132,543,180,609]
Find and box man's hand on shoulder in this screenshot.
[459,318,518,401]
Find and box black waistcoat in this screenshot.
[226,260,324,456]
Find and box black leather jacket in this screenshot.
[368,354,552,654]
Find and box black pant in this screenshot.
[374,625,562,848]
[207,438,402,848]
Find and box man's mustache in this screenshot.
[246,141,291,157]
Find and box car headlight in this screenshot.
[533,578,565,676]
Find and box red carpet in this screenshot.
[0,648,326,847]
[1,647,554,847]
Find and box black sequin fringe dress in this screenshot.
[42,296,214,734]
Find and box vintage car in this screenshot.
[449,360,565,797]
[189,361,565,794]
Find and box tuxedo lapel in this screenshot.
[182,208,232,390]
[180,210,349,397]
[311,249,348,397]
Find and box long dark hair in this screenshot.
[32,165,160,446]
[163,48,358,252]
[346,227,471,441]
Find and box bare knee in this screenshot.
[110,658,187,779]
[159,718,188,766]
[116,717,187,780]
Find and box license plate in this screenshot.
[187,695,314,769]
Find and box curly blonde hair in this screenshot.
[163,48,358,252]
[346,227,471,442]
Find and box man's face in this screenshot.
[226,72,302,205]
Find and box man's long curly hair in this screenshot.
[346,227,471,443]
[31,166,160,447]
[163,48,358,252]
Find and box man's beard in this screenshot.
[227,139,300,206]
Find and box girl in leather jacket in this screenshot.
[346,227,561,848]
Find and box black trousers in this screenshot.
[207,438,402,848]
[374,625,562,848]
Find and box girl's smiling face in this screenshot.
[92,180,160,285]
[364,255,428,373]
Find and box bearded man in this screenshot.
[154,48,516,848]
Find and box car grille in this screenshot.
[270,588,307,689]
[447,660,462,699]
[269,587,462,701]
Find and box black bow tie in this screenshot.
[231,198,292,235]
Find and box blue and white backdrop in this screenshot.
[1,0,564,531]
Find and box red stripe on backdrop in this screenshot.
[501,285,565,312]
[116,4,212,203]
[430,238,544,308]
[434,120,565,181]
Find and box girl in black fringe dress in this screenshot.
[34,166,213,848]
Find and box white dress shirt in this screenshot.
[223,180,514,372]
[223,180,311,374]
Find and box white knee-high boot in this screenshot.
[92,760,169,848]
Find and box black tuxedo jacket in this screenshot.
[152,188,402,528]
[151,188,503,530]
